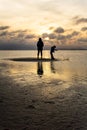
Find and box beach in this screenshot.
[0,50,87,130]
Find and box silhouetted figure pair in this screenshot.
[50,45,56,60]
[37,38,57,60]
[37,38,44,59]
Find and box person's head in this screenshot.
[53,45,56,48]
[39,38,42,41]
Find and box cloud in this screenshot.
[72,31,79,36]
[0,34,37,50]
[0,31,8,36]
[0,23,86,50]
[0,41,36,50]
[42,32,65,40]
[66,31,79,39]
[12,30,27,33]
[78,38,87,43]
[42,29,80,46]
[81,27,87,31]
[0,26,10,30]
[54,27,64,33]
[0,28,38,50]
[48,33,56,39]
[0,29,28,39]
[57,35,65,40]
[73,16,87,24]
[42,33,56,39]
[17,33,25,38]
[10,30,27,36]
[76,18,87,24]
[42,33,49,38]
[25,34,36,39]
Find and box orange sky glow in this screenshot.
[0,0,87,49]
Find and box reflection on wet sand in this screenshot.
[37,61,56,77]
[37,61,44,77]
[50,61,56,73]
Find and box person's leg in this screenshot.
[51,52,54,59]
[37,49,39,58]
[41,49,43,58]
[50,52,52,59]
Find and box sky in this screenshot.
[0,0,87,49]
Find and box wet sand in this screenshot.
[0,60,87,130]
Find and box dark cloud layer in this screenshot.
[0,26,38,50]
[0,31,8,36]
[25,34,36,39]
[78,38,87,43]
[0,42,36,50]
[0,24,87,50]
[81,27,87,31]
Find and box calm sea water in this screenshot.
[0,50,87,87]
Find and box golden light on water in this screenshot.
[1,49,86,100]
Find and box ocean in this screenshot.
[0,50,87,130]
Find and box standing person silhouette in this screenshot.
[37,38,44,59]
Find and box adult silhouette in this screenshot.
[37,38,44,58]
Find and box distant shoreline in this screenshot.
[0,49,87,51]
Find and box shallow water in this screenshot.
[0,50,87,86]
[0,50,87,130]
